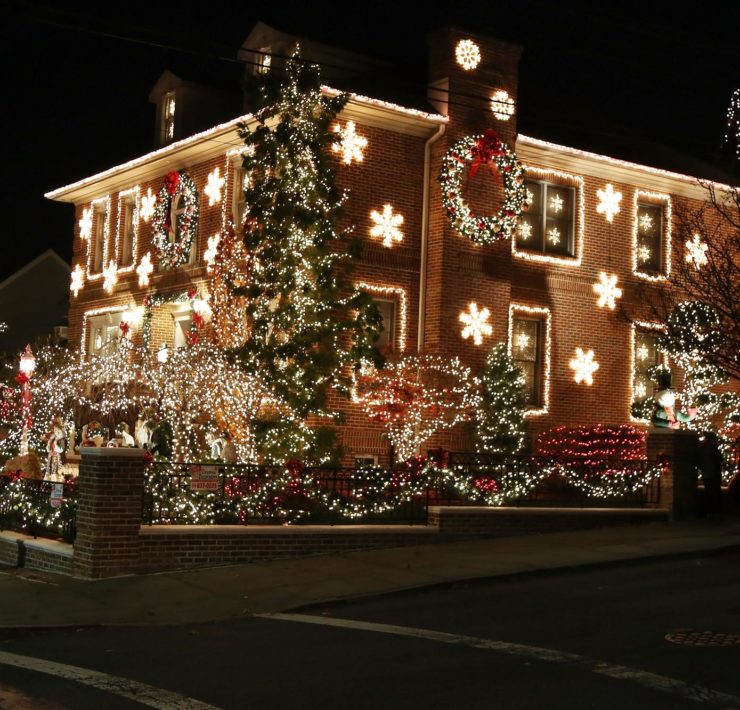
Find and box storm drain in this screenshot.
[665,630,740,647]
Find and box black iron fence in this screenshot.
[0,476,77,542]
[142,454,663,526]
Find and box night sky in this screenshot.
[1,0,738,283]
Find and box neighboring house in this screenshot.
[46,24,738,464]
[0,250,70,355]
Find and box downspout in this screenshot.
[417,122,446,352]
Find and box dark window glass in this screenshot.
[517,180,575,257]
[636,203,663,274]
[512,318,541,406]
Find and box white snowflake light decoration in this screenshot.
[140,188,156,222]
[204,234,220,272]
[102,260,118,294]
[518,221,533,240]
[490,90,515,121]
[204,167,225,207]
[547,227,561,245]
[596,183,622,223]
[569,347,599,385]
[515,332,530,350]
[636,344,649,361]
[685,233,708,270]
[639,212,654,232]
[136,252,154,288]
[79,207,93,240]
[70,264,85,297]
[634,382,647,399]
[332,121,368,165]
[638,246,652,262]
[592,272,623,310]
[455,39,481,71]
[549,194,564,213]
[369,204,404,247]
[459,302,493,345]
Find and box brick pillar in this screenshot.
[73,448,145,579]
[647,429,699,521]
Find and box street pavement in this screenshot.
[2,518,740,630]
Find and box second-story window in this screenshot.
[517,179,575,258]
[511,317,542,406]
[636,202,664,275]
[120,195,136,267]
[91,204,107,274]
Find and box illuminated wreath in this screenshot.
[152,170,199,268]
[439,130,525,245]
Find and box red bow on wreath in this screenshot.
[119,321,130,337]
[164,170,180,196]
[468,129,505,182]
[15,372,29,386]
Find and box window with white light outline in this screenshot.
[87,312,122,355]
[120,194,137,267]
[516,177,577,259]
[634,194,670,278]
[509,304,551,416]
[91,203,107,274]
[631,323,668,420]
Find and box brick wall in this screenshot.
[429,506,668,540]
[138,525,437,573]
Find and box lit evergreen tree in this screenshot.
[233,53,381,461]
[475,343,527,454]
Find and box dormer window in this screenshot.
[257,46,272,74]
[161,91,176,144]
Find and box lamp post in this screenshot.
[18,344,36,456]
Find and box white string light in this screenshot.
[369,204,404,247]
[70,264,85,298]
[332,120,368,165]
[593,272,623,310]
[596,183,622,223]
[204,167,225,206]
[570,347,600,385]
[455,39,481,71]
[136,252,154,288]
[490,90,515,121]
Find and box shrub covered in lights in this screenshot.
[475,343,526,455]
[536,425,647,465]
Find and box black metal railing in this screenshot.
[141,454,662,526]
[142,463,429,526]
[0,476,77,542]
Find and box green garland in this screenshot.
[439,130,525,245]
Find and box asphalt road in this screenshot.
[1,552,739,709]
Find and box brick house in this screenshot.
[46,24,737,466]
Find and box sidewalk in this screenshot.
[1,519,739,630]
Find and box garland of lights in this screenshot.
[536,425,647,464]
[152,170,199,268]
[439,130,525,245]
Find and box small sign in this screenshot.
[50,483,64,509]
[191,465,220,491]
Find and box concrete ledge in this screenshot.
[140,524,437,536]
[0,532,73,575]
[430,506,668,517]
